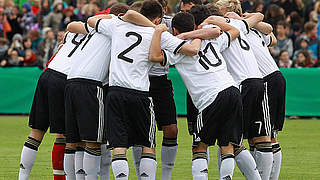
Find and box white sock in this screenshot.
[83,149,101,180]
[75,148,85,180]
[255,142,273,180]
[219,154,235,180]
[132,146,142,180]
[99,144,111,180]
[161,144,177,180]
[270,143,282,180]
[19,146,38,180]
[140,156,157,180]
[192,152,208,180]
[235,149,261,180]
[64,149,76,180]
[112,159,129,180]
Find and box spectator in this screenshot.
[0,7,12,38]
[304,0,317,22]
[6,5,23,40]
[294,50,314,68]
[280,0,304,16]
[28,30,43,54]
[271,21,294,58]
[43,0,63,34]
[252,0,264,13]
[20,2,37,35]
[8,33,23,55]
[1,48,24,67]
[60,7,78,30]
[278,50,293,68]
[242,0,255,13]
[0,37,8,62]
[296,21,320,60]
[23,48,37,66]
[265,4,285,31]
[40,0,51,18]
[31,0,41,16]
[20,36,33,56]
[37,27,56,67]
[74,0,85,20]
[180,0,202,12]
[293,37,314,61]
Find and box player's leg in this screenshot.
[252,136,273,180]
[140,147,157,180]
[19,72,49,180]
[219,143,236,180]
[161,124,178,180]
[83,142,102,180]
[99,144,112,180]
[192,142,209,180]
[112,148,129,180]
[19,129,45,180]
[52,134,66,180]
[270,136,282,180]
[64,142,77,180]
[74,143,85,180]
[132,145,142,180]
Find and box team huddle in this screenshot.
[18,0,286,179]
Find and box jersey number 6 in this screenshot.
[118,32,142,63]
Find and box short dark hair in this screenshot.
[110,3,129,15]
[181,0,202,5]
[157,0,168,8]
[129,1,143,12]
[205,3,223,16]
[172,12,195,33]
[277,21,290,29]
[140,0,163,20]
[189,5,211,26]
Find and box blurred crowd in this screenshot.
[1,0,320,68]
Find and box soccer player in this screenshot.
[64,7,156,180]
[225,12,286,180]
[88,0,202,179]
[180,0,202,12]
[149,12,243,180]
[18,31,84,180]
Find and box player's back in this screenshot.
[48,32,86,75]
[246,29,279,77]
[67,30,111,83]
[165,34,236,111]
[222,18,262,85]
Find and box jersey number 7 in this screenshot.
[118,32,142,63]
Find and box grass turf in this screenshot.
[0,116,319,179]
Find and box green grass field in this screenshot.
[0,116,319,180]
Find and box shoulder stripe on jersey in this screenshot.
[62,32,69,44]
[225,31,231,48]
[242,20,250,34]
[174,41,187,54]
[267,36,272,47]
[96,19,102,32]
[160,49,167,66]
[84,22,90,33]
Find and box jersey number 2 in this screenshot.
[118,32,142,63]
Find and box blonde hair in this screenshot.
[216,0,242,16]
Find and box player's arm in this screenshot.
[66,22,88,34]
[149,24,168,62]
[268,32,277,47]
[87,14,114,29]
[122,10,155,28]
[253,22,273,35]
[177,27,222,40]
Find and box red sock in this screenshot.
[52,143,66,180]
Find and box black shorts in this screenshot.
[264,71,286,132]
[105,86,156,149]
[149,75,177,130]
[29,68,67,134]
[186,91,198,135]
[65,78,105,143]
[241,78,271,139]
[193,86,243,147]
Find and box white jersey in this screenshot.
[164,32,236,112]
[148,15,173,77]
[96,17,185,92]
[246,29,279,77]
[222,18,262,85]
[48,32,86,75]
[67,18,114,83]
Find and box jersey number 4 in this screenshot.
[118,32,142,63]
[198,42,222,70]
